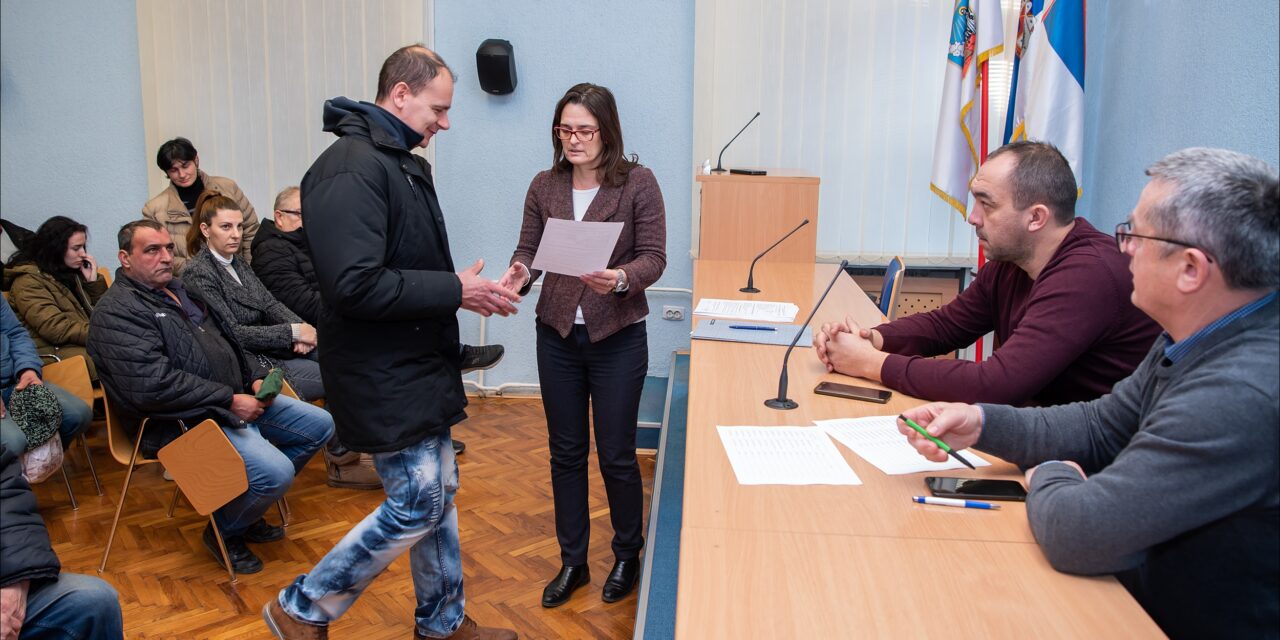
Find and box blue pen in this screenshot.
[912,496,1001,510]
[728,324,777,331]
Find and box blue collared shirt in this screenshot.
[1163,291,1278,364]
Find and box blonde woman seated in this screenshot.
[182,192,379,489]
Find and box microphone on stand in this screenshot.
[741,218,810,293]
[711,112,761,174]
[765,260,849,410]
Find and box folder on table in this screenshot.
[691,319,811,347]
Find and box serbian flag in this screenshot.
[1003,0,1086,185]
[930,0,1005,218]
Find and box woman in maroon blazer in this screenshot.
[500,83,666,608]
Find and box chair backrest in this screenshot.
[39,355,94,407]
[102,392,156,467]
[97,266,112,287]
[879,256,906,319]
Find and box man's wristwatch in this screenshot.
[613,269,629,293]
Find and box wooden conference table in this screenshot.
[675,260,1161,638]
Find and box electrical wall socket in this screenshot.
[662,305,685,321]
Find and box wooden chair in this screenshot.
[98,392,288,582]
[39,355,103,509]
[879,256,906,321]
[1,293,101,507]
[96,266,112,287]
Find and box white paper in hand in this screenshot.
[530,218,624,277]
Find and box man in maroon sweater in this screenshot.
[815,141,1159,406]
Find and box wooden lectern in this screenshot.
[695,169,819,262]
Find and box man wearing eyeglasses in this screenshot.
[898,149,1279,638]
[816,140,1161,406]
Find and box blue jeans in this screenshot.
[279,431,463,637]
[275,354,325,403]
[215,396,332,536]
[0,382,94,454]
[19,572,123,639]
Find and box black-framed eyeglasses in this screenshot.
[553,126,598,142]
[1115,221,1214,262]
[277,209,303,217]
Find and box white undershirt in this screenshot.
[572,186,600,325]
[212,250,242,285]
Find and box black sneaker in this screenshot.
[452,439,466,455]
[202,523,264,574]
[460,344,504,373]
[243,517,285,543]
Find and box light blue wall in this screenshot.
[5,1,1272,387]
[1080,1,1280,230]
[433,1,696,384]
[1,0,149,270]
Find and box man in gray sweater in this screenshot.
[898,147,1278,639]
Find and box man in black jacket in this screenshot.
[88,220,334,576]
[0,445,124,639]
[264,45,519,640]
[251,186,506,459]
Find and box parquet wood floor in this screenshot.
[32,397,655,639]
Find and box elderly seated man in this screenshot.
[88,219,333,575]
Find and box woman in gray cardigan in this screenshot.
[182,192,379,490]
[182,193,321,397]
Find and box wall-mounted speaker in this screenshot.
[476,39,517,95]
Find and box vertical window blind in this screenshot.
[136,0,431,214]
[692,0,1019,266]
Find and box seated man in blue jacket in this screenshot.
[88,219,334,575]
[1,444,123,639]
[1,300,93,456]
[899,147,1278,638]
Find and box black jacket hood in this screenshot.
[322,96,422,149]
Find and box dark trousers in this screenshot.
[536,319,647,566]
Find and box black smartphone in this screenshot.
[925,476,1028,502]
[813,381,892,404]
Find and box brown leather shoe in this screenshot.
[325,453,382,490]
[417,615,517,640]
[263,598,327,639]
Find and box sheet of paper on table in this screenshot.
[694,298,800,322]
[717,425,862,485]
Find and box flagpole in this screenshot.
[974,56,990,363]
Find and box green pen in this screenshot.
[898,414,976,470]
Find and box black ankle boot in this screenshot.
[202,523,263,574]
[541,564,589,608]
[601,557,640,602]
